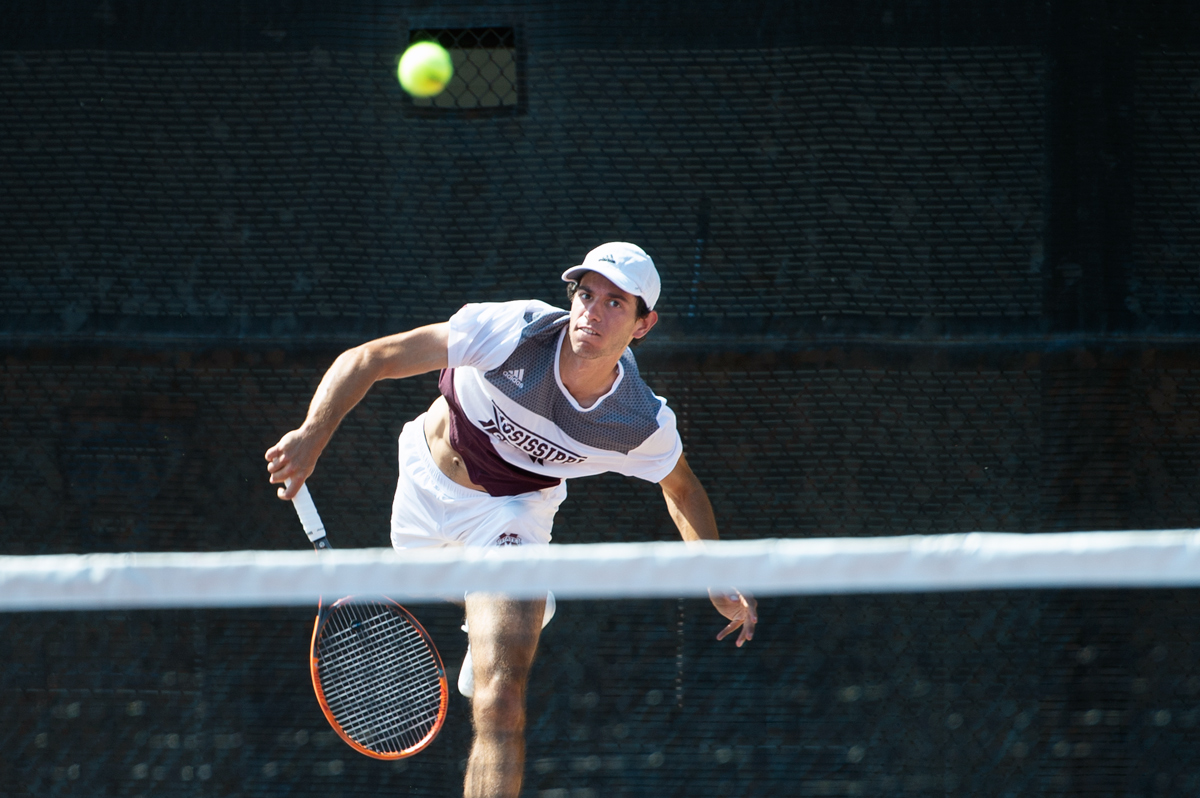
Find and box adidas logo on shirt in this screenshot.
[502,369,525,388]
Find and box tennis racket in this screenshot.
[289,481,449,759]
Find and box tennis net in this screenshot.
[4,535,1200,796]
[3,531,1200,610]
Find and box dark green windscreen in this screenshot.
[5,1,1200,795]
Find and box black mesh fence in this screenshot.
[5,0,1200,795]
[7,592,1200,797]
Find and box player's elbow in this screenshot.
[660,464,705,507]
[334,343,391,384]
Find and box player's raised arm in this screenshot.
[658,455,758,647]
[265,322,450,499]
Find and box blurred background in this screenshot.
[3,0,1200,795]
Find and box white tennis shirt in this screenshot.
[445,299,683,484]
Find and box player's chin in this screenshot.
[570,332,605,355]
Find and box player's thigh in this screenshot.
[465,593,546,681]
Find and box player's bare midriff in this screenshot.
[423,395,488,492]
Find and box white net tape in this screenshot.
[3,530,1200,611]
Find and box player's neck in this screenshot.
[558,336,621,408]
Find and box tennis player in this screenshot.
[265,242,757,798]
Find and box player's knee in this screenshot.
[471,674,527,734]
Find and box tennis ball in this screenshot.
[397,41,453,98]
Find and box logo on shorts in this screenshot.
[479,402,587,467]
[496,532,523,546]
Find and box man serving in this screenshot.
[266,242,757,798]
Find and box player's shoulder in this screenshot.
[612,348,673,422]
[617,346,651,391]
[516,299,569,338]
[453,299,565,330]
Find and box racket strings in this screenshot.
[324,641,442,741]
[316,602,444,754]
[319,609,441,752]
[320,611,441,736]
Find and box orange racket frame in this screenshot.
[289,481,448,760]
[309,595,449,759]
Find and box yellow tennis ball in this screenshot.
[397,42,453,98]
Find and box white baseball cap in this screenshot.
[561,242,661,311]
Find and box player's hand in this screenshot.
[708,588,757,647]
[264,428,322,500]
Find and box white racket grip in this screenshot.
[288,480,327,545]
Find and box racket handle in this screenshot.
[287,480,330,549]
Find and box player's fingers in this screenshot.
[740,593,759,625]
[270,462,307,496]
[278,475,305,500]
[738,612,756,646]
[716,617,744,642]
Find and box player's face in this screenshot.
[567,272,656,360]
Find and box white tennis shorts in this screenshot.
[389,414,567,551]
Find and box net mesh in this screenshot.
[5,0,1200,795]
[5,589,1200,796]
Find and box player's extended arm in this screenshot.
[265,322,450,500]
[659,455,758,647]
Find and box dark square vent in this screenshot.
[407,27,521,115]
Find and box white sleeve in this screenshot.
[447,300,539,372]
[616,400,684,483]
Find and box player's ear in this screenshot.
[632,310,658,341]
